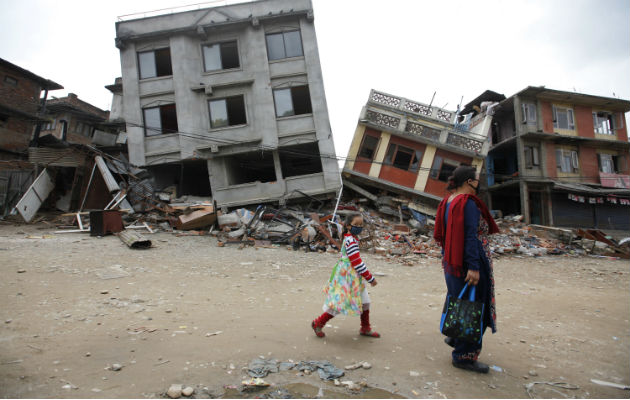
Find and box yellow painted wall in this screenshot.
[368,131,391,178]
[344,124,366,170]
[414,145,437,191]
[472,157,484,173]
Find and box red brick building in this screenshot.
[42,93,110,145]
[0,58,63,159]
[482,86,630,230]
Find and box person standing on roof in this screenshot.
[311,213,380,338]
[434,165,499,373]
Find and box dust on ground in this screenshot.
[1,222,628,399]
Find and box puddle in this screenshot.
[221,382,405,399]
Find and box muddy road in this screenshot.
[1,222,628,398]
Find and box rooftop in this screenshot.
[0,58,63,90]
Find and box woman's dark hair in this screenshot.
[343,213,363,234]
[446,165,477,191]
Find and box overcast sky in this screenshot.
[1,0,628,158]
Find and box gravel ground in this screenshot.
[0,221,628,399]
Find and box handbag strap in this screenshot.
[457,283,477,301]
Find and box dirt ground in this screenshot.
[1,221,629,399]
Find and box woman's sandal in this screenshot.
[359,330,381,338]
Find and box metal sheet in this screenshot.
[95,156,120,193]
[15,168,55,222]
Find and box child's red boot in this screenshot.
[312,312,333,338]
[359,309,380,338]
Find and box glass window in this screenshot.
[203,41,240,71]
[138,52,157,79]
[284,30,303,58]
[358,135,379,159]
[266,30,304,61]
[593,112,614,135]
[410,150,423,172]
[553,106,575,130]
[209,96,246,128]
[266,33,286,60]
[273,89,293,117]
[384,144,396,165]
[209,99,229,128]
[203,44,222,71]
[138,48,172,79]
[392,146,413,170]
[143,107,162,136]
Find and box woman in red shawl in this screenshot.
[434,165,499,373]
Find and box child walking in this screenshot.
[311,213,380,338]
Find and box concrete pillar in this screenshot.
[272,150,283,181]
[344,124,366,171]
[414,145,437,191]
[368,131,391,178]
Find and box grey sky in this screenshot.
[1,0,628,158]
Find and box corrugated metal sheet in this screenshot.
[15,168,54,222]
[28,148,87,167]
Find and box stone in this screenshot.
[167,384,183,399]
[100,290,109,294]
[362,362,372,369]
[17,269,26,273]
[182,386,194,396]
[528,370,538,377]
[165,309,173,313]
[111,363,122,371]
[5,319,11,324]
[409,371,420,377]
[85,352,91,357]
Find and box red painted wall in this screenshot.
[540,101,554,133]
[578,145,598,183]
[353,129,381,175]
[545,142,557,178]
[616,112,628,142]
[424,149,473,198]
[575,106,594,138]
[378,165,417,188]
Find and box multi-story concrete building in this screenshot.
[114,0,341,206]
[0,58,63,159]
[478,86,630,230]
[343,89,492,210]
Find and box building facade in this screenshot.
[0,58,63,159]
[343,89,492,210]
[482,86,630,230]
[114,0,341,207]
[41,93,110,146]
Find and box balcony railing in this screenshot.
[368,89,455,124]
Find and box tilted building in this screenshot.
[114,0,341,206]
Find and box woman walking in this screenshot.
[311,213,380,338]
[434,165,499,373]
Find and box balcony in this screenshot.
[362,90,489,156]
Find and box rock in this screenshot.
[100,290,109,294]
[362,362,372,369]
[17,269,26,273]
[334,379,340,386]
[409,371,420,377]
[489,384,497,389]
[85,352,91,357]
[111,363,122,371]
[165,309,173,313]
[5,319,11,324]
[528,370,538,377]
[182,386,194,396]
[345,362,362,370]
[167,384,183,399]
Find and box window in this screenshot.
[358,135,379,159]
[383,144,423,173]
[430,156,459,181]
[522,103,537,124]
[138,48,172,79]
[552,105,575,130]
[593,112,615,135]
[143,104,179,136]
[42,119,57,131]
[203,41,240,71]
[75,121,92,137]
[266,30,303,61]
[598,154,615,173]
[209,96,246,128]
[555,149,579,173]
[279,142,323,178]
[524,145,540,168]
[4,76,18,86]
[273,86,312,117]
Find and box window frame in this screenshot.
[137,47,173,80]
[357,134,380,160]
[142,103,179,136]
[208,95,247,129]
[202,40,241,72]
[521,102,537,125]
[383,143,423,173]
[552,105,575,130]
[598,153,615,173]
[524,145,540,169]
[592,111,615,135]
[4,75,18,86]
[555,149,579,173]
[430,155,459,181]
[272,85,313,118]
[265,30,304,61]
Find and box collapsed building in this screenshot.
[342,89,494,215]
[112,0,341,208]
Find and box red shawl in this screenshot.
[433,194,499,273]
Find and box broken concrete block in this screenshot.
[217,213,241,228]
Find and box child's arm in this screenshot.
[346,238,375,283]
